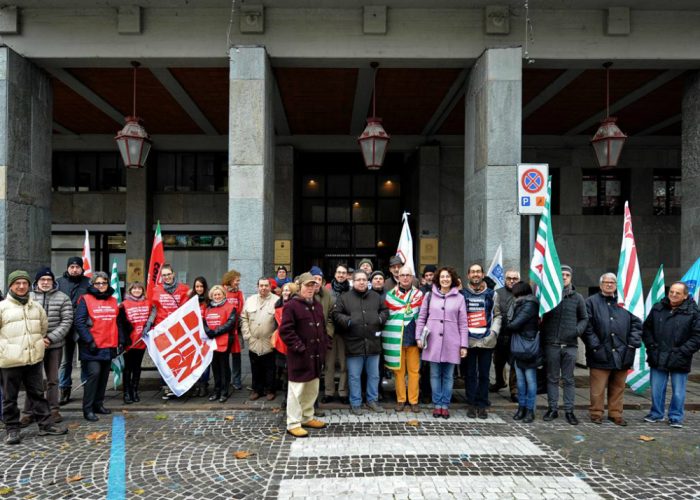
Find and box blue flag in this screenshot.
[681,257,700,304]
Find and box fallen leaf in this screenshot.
[234,451,252,459]
[271,408,281,413]
[143,460,156,467]
[133,489,145,495]
[59,443,71,451]
[157,476,168,481]
[67,423,81,430]
[86,432,108,441]
[406,420,420,427]
[224,416,234,421]
[639,435,655,442]
[66,475,83,484]
[0,487,13,496]
[23,494,37,499]
[154,414,168,421]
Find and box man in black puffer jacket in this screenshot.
[642,282,700,428]
[331,270,389,415]
[583,272,642,426]
[540,265,587,425]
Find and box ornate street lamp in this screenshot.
[358,62,390,170]
[115,61,152,169]
[591,62,627,169]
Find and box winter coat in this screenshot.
[279,295,329,382]
[75,286,127,362]
[415,286,468,365]
[326,279,350,300]
[495,286,515,349]
[642,298,700,373]
[541,285,588,347]
[331,288,389,357]
[0,294,48,368]
[240,293,278,355]
[56,272,91,308]
[506,295,541,369]
[583,292,642,370]
[30,283,73,350]
[314,286,335,338]
[461,284,502,349]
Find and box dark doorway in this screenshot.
[294,152,416,277]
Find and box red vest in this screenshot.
[205,301,235,353]
[152,283,190,326]
[225,289,244,313]
[82,294,120,349]
[122,299,150,350]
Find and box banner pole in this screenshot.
[529,215,536,263]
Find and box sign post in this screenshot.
[517,163,549,261]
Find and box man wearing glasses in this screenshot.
[583,272,642,426]
[490,269,521,403]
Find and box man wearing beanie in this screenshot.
[57,257,91,405]
[0,270,67,444]
[21,268,73,426]
[419,265,437,294]
[540,264,588,425]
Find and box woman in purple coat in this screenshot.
[416,266,468,419]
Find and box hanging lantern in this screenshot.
[591,62,627,169]
[115,61,152,169]
[358,62,390,170]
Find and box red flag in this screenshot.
[146,221,165,299]
[82,230,93,278]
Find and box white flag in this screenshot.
[144,296,214,396]
[82,229,93,278]
[487,244,505,289]
[396,212,416,277]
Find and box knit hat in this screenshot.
[310,266,323,277]
[422,265,437,275]
[358,258,373,270]
[8,270,31,287]
[297,272,316,285]
[561,264,573,275]
[389,255,403,267]
[370,270,385,281]
[34,267,55,283]
[276,265,288,272]
[66,256,83,269]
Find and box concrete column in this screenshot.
[0,48,52,288]
[463,47,522,273]
[681,71,700,271]
[229,46,275,295]
[417,145,440,264]
[126,167,150,271]
[274,144,293,269]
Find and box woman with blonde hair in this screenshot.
[203,284,237,402]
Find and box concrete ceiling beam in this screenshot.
[350,67,375,136]
[422,68,469,137]
[522,69,584,119]
[272,76,291,136]
[636,114,681,136]
[46,67,124,124]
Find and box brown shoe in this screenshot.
[395,402,406,412]
[410,404,420,412]
[249,392,261,401]
[608,416,628,426]
[265,392,276,401]
[19,415,34,428]
[590,415,603,424]
[301,419,327,429]
[51,410,63,423]
[287,427,309,438]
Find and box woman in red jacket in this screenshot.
[188,277,210,397]
[119,282,149,404]
[204,285,237,402]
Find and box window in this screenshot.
[53,152,126,192]
[653,169,681,215]
[154,152,228,192]
[581,169,629,215]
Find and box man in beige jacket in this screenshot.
[0,270,68,445]
[240,277,278,401]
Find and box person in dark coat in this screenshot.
[332,270,389,414]
[490,269,520,402]
[505,282,540,423]
[540,265,588,425]
[74,272,127,422]
[583,272,642,426]
[56,256,91,406]
[642,282,700,428]
[279,273,330,438]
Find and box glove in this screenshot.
[88,341,98,354]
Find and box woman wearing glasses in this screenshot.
[74,272,127,422]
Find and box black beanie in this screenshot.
[34,267,55,283]
[66,256,83,269]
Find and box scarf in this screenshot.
[163,279,179,295]
[125,293,145,302]
[331,279,349,295]
[9,291,29,305]
[210,298,227,308]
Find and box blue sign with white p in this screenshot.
[521,196,531,206]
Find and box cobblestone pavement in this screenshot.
[0,408,698,499]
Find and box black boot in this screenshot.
[123,388,133,404]
[132,382,141,403]
[523,409,535,423]
[513,406,527,421]
[59,388,71,406]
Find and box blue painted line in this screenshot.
[107,415,126,500]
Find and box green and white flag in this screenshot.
[529,176,564,317]
[110,259,124,389]
[381,288,423,370]
[627,265,664,393]
[617,202,645,321]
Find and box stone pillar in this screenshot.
[126,167,150,276]
[274,145,293,271]
[463,48,522,272]
[229,46,275,295]
[681,71,700,271]
[0,48,52,289]
[417,145,440,267]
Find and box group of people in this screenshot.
[1,254,698,444]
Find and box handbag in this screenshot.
[510,331,540,362]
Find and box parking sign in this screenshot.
[517,163,549,215]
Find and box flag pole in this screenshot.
[529,215,536,263]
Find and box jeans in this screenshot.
[545,345,577,412]
[59,333,87,389]
[346,354,379,407]
[514,362,537,410]
[429,362,455,409]
[463,347,494,408]
[649,368,688,423]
